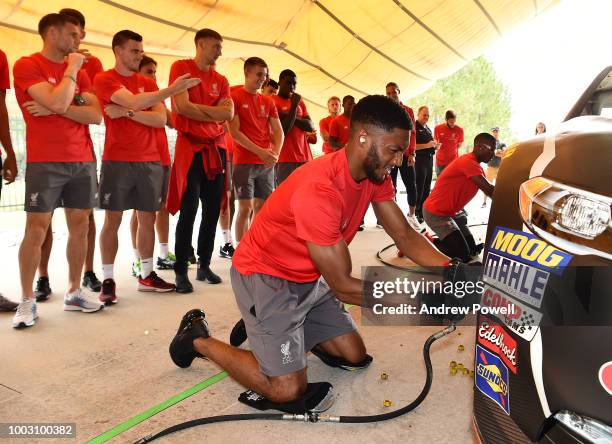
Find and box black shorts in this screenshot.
[98,161,164,212]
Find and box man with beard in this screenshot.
[168,95,451,409]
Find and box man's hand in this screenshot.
[76,48,92,59]
[104,104,128,119]
[23,101,54,117]
[66,52,85,70]
[407,153,415,166]
[169,74,201,95]
[2,153,17,184]
[259,149,278,167]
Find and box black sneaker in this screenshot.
[229,318,247,347]
[219,243,235,259]
[175,273,194,294]
[157,255,176,270]
[34,276,52,302]
[169,308,210,368]
[196,264,222,284]
[82,271,102,292]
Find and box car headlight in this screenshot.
[519,177,612,259]
[554,411,612,443]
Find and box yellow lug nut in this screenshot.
[458,344,465,352]
[450,368,457,375]
[457,363,464,370]
[470,370,475,377]
[449,360,457,368]
[380,372,389,380]
[383,400,392,407]
[463,368,470,375]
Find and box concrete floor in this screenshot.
[0,199,489,444]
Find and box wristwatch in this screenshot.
[126,109,135,118]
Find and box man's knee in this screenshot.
[25,213,52,245]
[267,374,308,404]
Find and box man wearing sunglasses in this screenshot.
[422,133,497,262]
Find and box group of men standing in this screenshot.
[1,8,322,328]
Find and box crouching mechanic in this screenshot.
[168,95,452,412]
[422,133,497,262]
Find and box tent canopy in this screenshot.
[1,0,557,118]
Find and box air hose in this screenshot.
[134,323,457,443]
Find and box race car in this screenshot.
[473,66,612,443]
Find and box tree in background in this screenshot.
[410,56,513,154]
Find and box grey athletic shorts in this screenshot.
[423,208,469,241]
[275,162,305,187]
[161,165,170,204]
[98,161,164,212]
[230,266,357,377]
[233,163,275,200]
[24,162,97,213]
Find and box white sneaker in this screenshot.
[12,299,38,328]
[407,214,422,231]
[64,288,104,313]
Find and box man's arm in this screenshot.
[293,115,315,133]
[0,89,16,184]
[105,102,166,128]
[415,139,436,150]
[25,53,84,114]
[328,136,342,150]
[279,95,300,136]
[173,91,233,122]
[373,200,449,266]
[307,241,365,306]
[269,116,284,155]
[109,73,200,111]
[471,175,494,197]
[229,114,277,167]
[23,91,103,125]
[320,120,330,144]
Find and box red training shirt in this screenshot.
[319,114,335,154]
[0,49,9,156]
[230,87,278,165]
[329,114,350,148]
[272,94,312,163]
[169,59,229,141]
[94,69,160,162]
[83,55,103,84]
[434,123,464,166]
[13,52,94,163]
[402,104,416,156]
[424,152,484,216]
[233,149,395,282]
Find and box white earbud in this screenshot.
[359,136,366,143]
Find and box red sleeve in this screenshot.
[94,73,124,103]
[168,60,185,84]
[84,56,103,83]
[219,76,230,101]
[300,99,309,118]
[464,158,484,178]
[319,117,329,134]
[76,70,91,94]
[268,97,278,118]
[292,182,343,246]
[0,50,9,89]
[13,57,47,93]
[329,118,339,138]
[433,124,440,140]
[458,127,464,144]
[371,176,396,202]
[406,106,416,155]
[146,77,159,93]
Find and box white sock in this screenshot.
[222,229,232,244]
[102,264,114,280]
[133,249,140,262]
[159,243,169,259]
[141,257,153,278]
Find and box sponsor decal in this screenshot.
[599,361,612,396]
[489,227,572,275]
[481,284,542,341]
[259,104,266,117]
[138,87,144,93]
[483,252,548,308]
[242,104,249,109]
[48,77,57,84]
[476,345,510,415]
[478,316,518,374]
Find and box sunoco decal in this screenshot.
[489,227,572,275]
[481,284,542,341]
[599,361,612,396]
[483,252,548,308]
[478,316,518,374]
[476,345,510,415]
